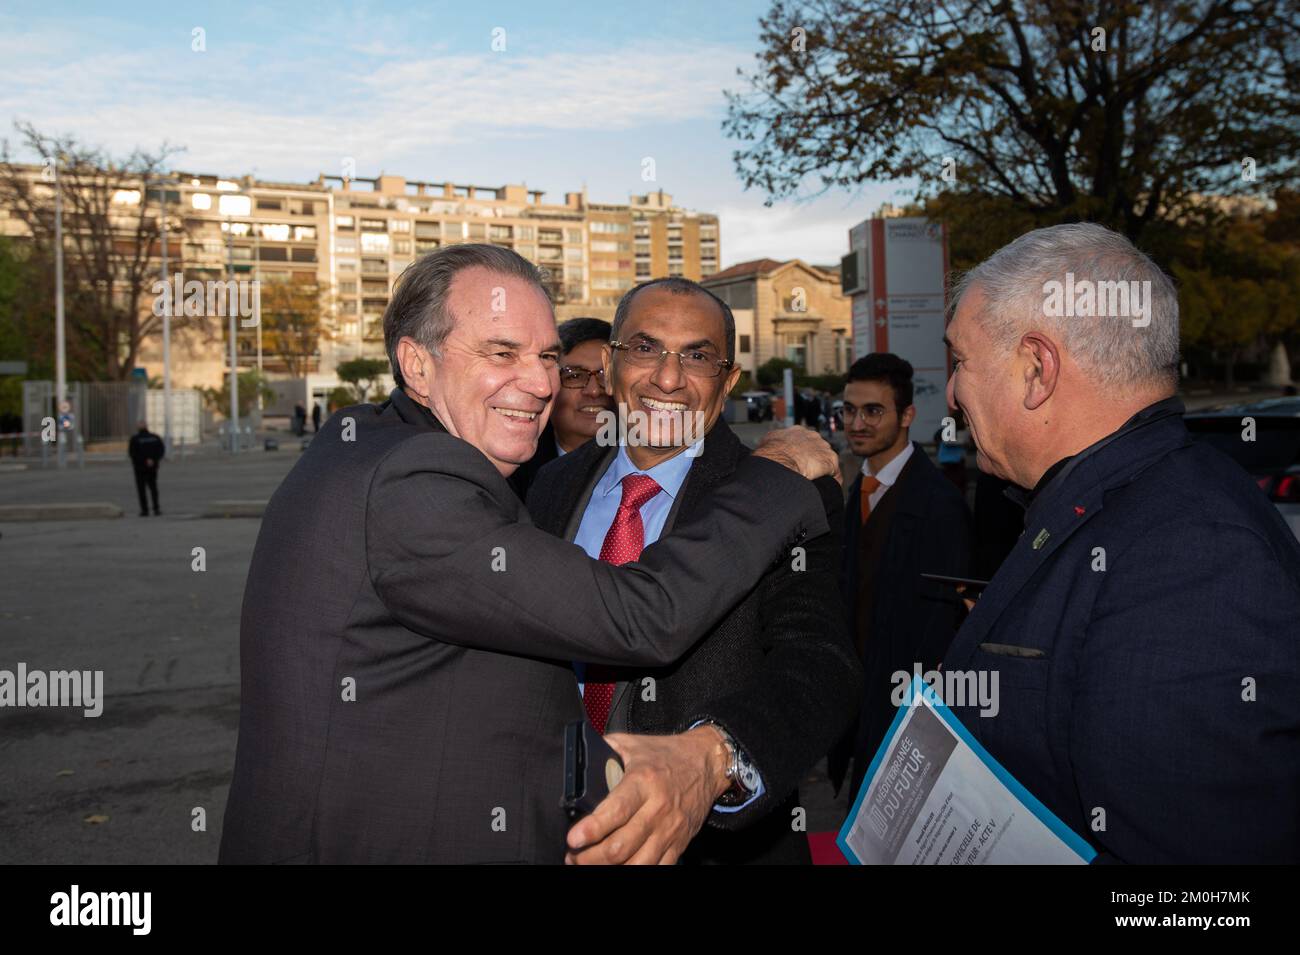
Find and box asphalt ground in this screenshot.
[0,430,854,864]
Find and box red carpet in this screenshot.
[808,831,848,865]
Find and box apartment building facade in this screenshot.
[0,163,719,395]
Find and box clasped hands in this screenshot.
[564,724,734,865]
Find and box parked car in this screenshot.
[1183,397,1300,542]
[741,391,774,422]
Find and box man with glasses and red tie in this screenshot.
[509,317,617,499]
[827,353,974,808]
[528,277,862,865]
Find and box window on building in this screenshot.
[739,335,752,353]
[336,215,355,229]
[257,198,283,210]
[390,219,411,233]
[784,333,810,371]
[260,223,290,242]
[394,238,412,254]
[361,232,390,253]
[191,193,212,210]
[294,226,316,241]
[291,248,316,263]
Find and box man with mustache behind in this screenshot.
[508,318,616,500]
[527,278,863,864]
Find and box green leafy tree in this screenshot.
[336,356,389,403]
[0,122,188,379]
[725,1,1297,240]
[202,369,277,420]
[756,356,799,388]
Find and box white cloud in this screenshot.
[0,18,744,182]
[716,187,902,267]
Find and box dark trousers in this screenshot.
[134,467,159,514]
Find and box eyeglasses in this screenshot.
[559,365,607,389]
[609,339,734,378]
[842,403,889,423]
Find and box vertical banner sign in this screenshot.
[844,217,950,440]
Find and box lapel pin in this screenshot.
[1032,528,1050,550]
[1074,505,1086,516]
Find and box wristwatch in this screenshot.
[710,724,760,807]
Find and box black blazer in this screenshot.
[527,420,863,864]
[218,390,828,864]
[830,443,973,800]
[507,422,559,501]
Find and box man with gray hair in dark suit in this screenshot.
[219,244,840,864]
[942,222,1300,863]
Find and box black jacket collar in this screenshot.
[1007,395,1184,516]
[386,388,447,433]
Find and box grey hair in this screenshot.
[383,243,550,389]
[951,223,1179,389]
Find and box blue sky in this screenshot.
[0,0,905,265]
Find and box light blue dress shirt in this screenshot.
[572,440,762,813]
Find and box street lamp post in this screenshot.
[54,159,66,469]
[255,228,262,410]
[153,177,181,453]
[226,214,239,453]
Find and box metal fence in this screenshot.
[21,380,151,454]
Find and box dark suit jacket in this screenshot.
[829,443,973,801]
[507,422,559,501]
[526,421,863,864]
[942,399,1300,863]
[219,389,827,864]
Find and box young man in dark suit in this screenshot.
[828,353,973,806]
[943,223,1300,862]
[528,278,863,864]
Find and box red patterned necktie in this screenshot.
[583,473,662,733]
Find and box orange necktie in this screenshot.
[859,475,881,526]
